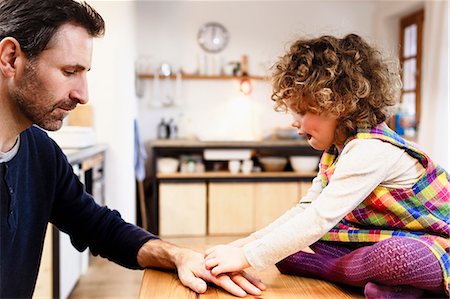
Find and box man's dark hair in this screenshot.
[0,0,105,59]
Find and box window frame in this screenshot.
[399,9,424,132]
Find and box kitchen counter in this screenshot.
[145,139,321,235]
[63,143,108,165]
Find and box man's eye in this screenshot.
[64,70,76,75]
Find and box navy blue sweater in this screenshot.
[0,126,157,298]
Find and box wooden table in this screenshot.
[138,237,363,298]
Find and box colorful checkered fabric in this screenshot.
[319,122,450,292]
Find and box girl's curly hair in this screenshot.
[271,34,401,138]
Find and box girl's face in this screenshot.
[290,111,338,151]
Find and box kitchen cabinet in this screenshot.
[144,139,321,235]
[157,180,313,236]
[208,182,254,235]
[159,182,207,236]
[33,144,107,299]
[208,181,312,235]
[33,224,53,299]
[254,182,303,230]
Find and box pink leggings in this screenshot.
[275,237,445,296]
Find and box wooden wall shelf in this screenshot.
[137,73,266,81]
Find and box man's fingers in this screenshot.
[230,272,265,296]
[178,269,208,294]
[238,271,266,291]
[213,274,247,297]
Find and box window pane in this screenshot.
[400,92,416,137]
[402,92,416,115]
[403,24,418,57]
[402,58,416,90]
[410,24,417,56]
[403,26,411,57]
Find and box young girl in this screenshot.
[204,34,449,298]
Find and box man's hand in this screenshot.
[137,239,265,297]
[177,248,265,297]
[204,244,250,276]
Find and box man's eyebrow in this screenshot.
[69,64,90,71]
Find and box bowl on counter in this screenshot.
[274,127,301,140]
[157,157,179,174]
[289,156,319,172]
[258,156,288,172]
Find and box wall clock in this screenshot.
[197,22,229,53]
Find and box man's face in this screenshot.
[9,23,93,131]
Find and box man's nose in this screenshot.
[70,77,89,104]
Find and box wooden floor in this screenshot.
[68,256,143,299]
[69,236,239,299]
[69,236,364,299]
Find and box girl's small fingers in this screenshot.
[204,252,216,262]
[211,266,223,276]
[204,246,217,256]
[204,257,218,270]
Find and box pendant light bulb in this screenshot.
[239,76,252,95]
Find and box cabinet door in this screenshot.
[298,181,313,199]
[208,182,254,235]
[254,182,300,230]
[33,224,53,299]
[159,182,207,236]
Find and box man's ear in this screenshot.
[0,37,23,77]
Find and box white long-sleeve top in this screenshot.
[244,138,426,271]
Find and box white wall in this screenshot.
[135,1,377,142]
[373,0,424,56]
[87,1,138,223]
[83,1,449,222]
[374,0,449,171]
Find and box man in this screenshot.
[0,0,265,297]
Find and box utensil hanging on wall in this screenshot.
[149,63,183,108]
[135,57,152,98]
[160,63,174,106]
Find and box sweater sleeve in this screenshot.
[49,141,157,269]
[244,139,405,271]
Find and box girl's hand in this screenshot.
[228,235,257,247]
[204,245,250,276]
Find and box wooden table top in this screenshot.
[139,265,363,298]
[138,236,363,298]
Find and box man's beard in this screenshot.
[9,61,78,131]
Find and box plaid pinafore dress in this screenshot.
[318,122,450,291]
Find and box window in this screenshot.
[395,9,424,138]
